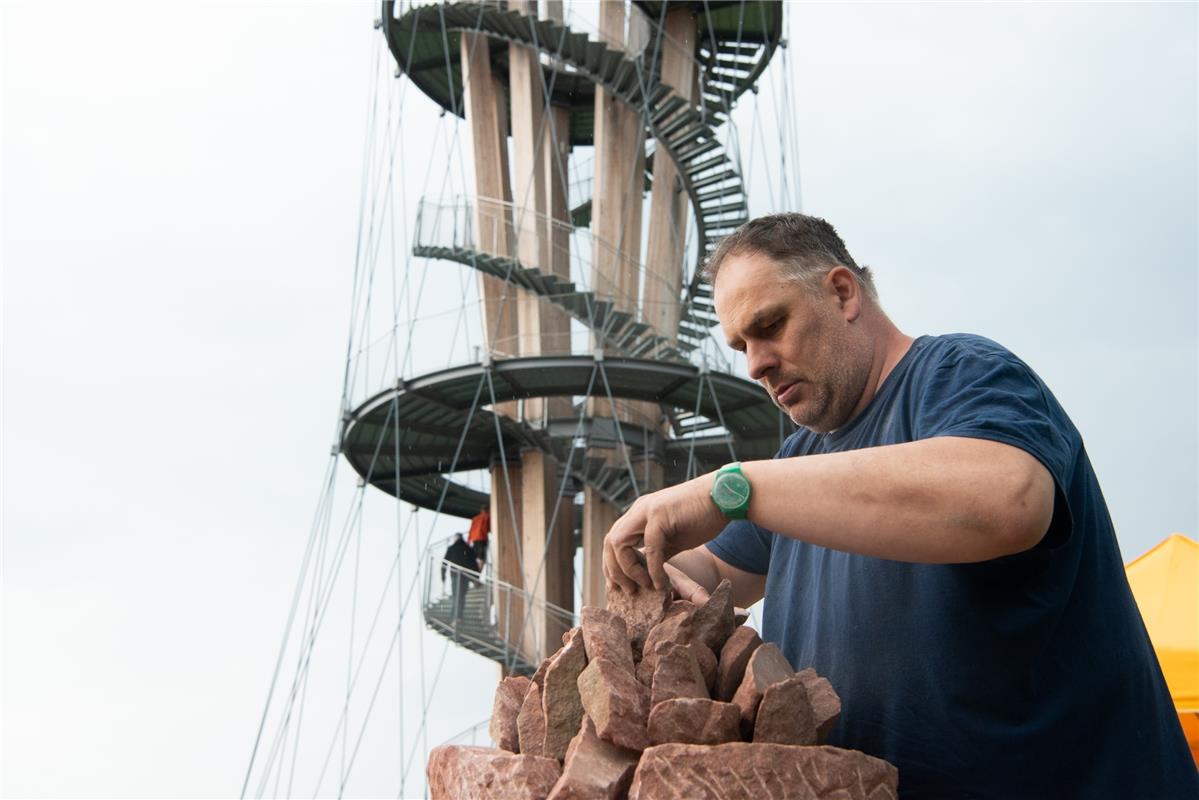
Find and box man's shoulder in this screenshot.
[913,332,1022,366]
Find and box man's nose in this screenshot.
[745,341,776,381]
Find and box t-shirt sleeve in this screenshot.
[706,519,772,575]
[914,349,1079,547]
[915,351,1077,481]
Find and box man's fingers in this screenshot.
[616,545,653,591]
[663,561,710,605]
[642,520,672,592]
[603,521,642,594]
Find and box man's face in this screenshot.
[713,251,872,432]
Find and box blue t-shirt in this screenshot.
[707,334,1197,799]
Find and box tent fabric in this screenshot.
[1126,533,1199,712]
[1125,533,1199,767]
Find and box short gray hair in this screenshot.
[703,213,878,301]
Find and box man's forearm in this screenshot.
[740,435,1055,563]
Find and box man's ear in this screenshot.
[825,266,862,322]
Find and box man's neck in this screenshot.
[841,316,914,429]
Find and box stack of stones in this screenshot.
[427,580,898,799]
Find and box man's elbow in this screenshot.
[992,457,1056,556]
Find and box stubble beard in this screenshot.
[785,322,872,434]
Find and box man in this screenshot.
[468,505,490,571]
[441,533,478,624]
[603,214,1197,798]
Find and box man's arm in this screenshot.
[605,435,1055,592]
[666,546,766,609]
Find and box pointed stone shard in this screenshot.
[529,656,553,690]
[606,584,671,661]
[577,657,651,752]
[546,716,638,800]
[688,642,717,692]
[687,578,735,652]
[647,698,741,746]
[795,667,842,742]
[427,745,562,800]
[753,674,816,745]
[491,676,531,753]
[628,743,898,800]
[731,642,794,737]
[543,627,588,760]
[649,642,707,707]
[635,604,696,685]
[580,606,633,672]
[716,626,762,701]
[517,682,547,757]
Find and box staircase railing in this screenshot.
[421,535,578,672]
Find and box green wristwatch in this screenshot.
[710,462,752,520]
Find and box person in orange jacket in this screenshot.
[467,506,490,570]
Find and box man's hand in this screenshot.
[603,474,727,593]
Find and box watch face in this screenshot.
[713,472,751,510]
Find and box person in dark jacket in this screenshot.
[441,533,478,623]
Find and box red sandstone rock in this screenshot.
[546,716,638,800]
[491,676,531,753]
[795,667,842,742]
[647,698,741,746]
[716,626,763,701]
[628,742,898,800]
[687,578,735,652]
[427,745,562,800]
[562,626,580,646]
[577,657,650,751]
[649,642,707,707]
[529,656,552,689]
[606,584,671,660]
[543,628,588,760]
[688,641,717,692]
[635,604,696,685]
[580,607,633,672]
[731,642,794,736]
[753,674,816,745]
[518,682,547,756]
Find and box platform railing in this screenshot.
[421,535,577,672]
[413,197,686,333]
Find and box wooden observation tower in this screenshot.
[341,0,789,673]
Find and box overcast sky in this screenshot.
[3,2,1196,798]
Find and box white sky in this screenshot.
[3,2,1196,798]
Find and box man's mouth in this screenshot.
[774,380,801,406]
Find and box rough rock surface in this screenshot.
[529,656,552,689]
[649,642,707,707]
[577,657,650,751]
[688,641,717,692]
[628,743,899,800]
[795,667,842,742]
[754,674,816,745]
[546,716,638,800]
[606,584,670,660]
[543,627,588,760]
[687,578,735,652]
[517,682,547,756]
[717,626,763,701]
[491,676,531,753]
[427,745,562,800]
[647,698,741,746]
[635,605,696,685]
[581,607,633,672]
[731,642,795,734]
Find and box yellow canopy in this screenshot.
[1126,532,1199,766]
